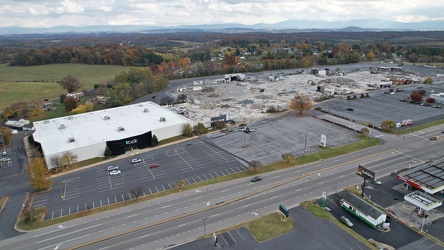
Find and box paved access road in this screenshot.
[1,125,443,249]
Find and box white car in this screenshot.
[131,159,142,164]
[2,150,6,156]
[107,165,119,171]
[1,158,11,162]
[109,170,121,176]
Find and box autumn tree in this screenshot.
[196,122,208,134]
[182,124,193,137]
[59,74,82,93]
[176,179,186,192]
[0,127,13,145]
[64,96,78,112]
[380,120,395,134]
[360,127,370,137]
[426,97,435,103]
[424,77,433,84]
[61,151,78,169]
[22,206,48,225]
[290,94,313,114]
[26,157,52,191]
[410,92,422,102]
[366,51,375,61]
[281,153,293,164]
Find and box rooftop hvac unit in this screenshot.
[104,116,110,120]
[118,126,125,132]
[160,117,166,122]
[43,121,49,124]
[143,108,149,112]
[67,116,73,120]
[68,137,75,142]
[139,104,143,107]
[59,124,66,129]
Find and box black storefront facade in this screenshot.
[106,131,152,155]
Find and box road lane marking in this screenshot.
[36,224,101,243]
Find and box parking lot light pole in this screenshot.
[202,218,207,236]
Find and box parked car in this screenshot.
[346,108,354,111]
[239,126,248,132]
[340,216,353,227]
[109,170,121,176]
[131,159,142,164]
[430,136,437,140]
[1,157,11,162]
[245,127,255,133]
[149,163,160,169]
[2,150,6,156]
[432,105,442,109]
[251,176,262,182]
[107,165,119,171]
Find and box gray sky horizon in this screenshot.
[1,0,443,28]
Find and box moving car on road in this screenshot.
[371,180,382,185]
[109,170,121,176]
[430,136,437,140]
[250,176,262,182]
[340,216,353,227]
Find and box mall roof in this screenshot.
[398,158,444,194]
[32,102,191,155]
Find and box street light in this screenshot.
[202,218,207,236]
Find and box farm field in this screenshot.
[0,63,132,110]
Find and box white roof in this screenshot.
[32,101,191,155]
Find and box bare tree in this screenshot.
[61,151,78,169]
[250,160,262,172]
[176,180,186,192]
[290,93,313,114]
[50,155,63,172]
[129,186,144,199]
[59,74,82,93]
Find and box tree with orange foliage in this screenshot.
[290,94,312,114]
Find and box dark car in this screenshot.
[251,176,262,182]
[346,108,354,111]
[430,136,437,140]
[149,163,160,169]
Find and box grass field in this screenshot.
[0,63,132,110]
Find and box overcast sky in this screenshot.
[1,0,443,28]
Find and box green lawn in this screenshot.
[0,63,132,110]
[245,212,295,242]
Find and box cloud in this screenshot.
[0,0,442,28]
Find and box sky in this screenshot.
[1,0,444,28]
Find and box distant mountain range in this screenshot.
[1,19,444,35]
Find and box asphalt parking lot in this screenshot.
[32,140,248,220]
[207,113,359,165]
[173,207,369,250]
[316,85,444,128]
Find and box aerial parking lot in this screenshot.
[32,140,248,220]
[207,113,360,165]
[316,85,444,129]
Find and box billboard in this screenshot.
[279,204,289,217]
[356,165,375,180]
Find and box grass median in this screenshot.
[17,135,380,230]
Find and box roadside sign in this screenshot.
[279,204,289,217]
[320,134,327,147]
[356,165,375,180]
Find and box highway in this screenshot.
[0,125,442,249]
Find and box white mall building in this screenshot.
[32,101,193,169]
